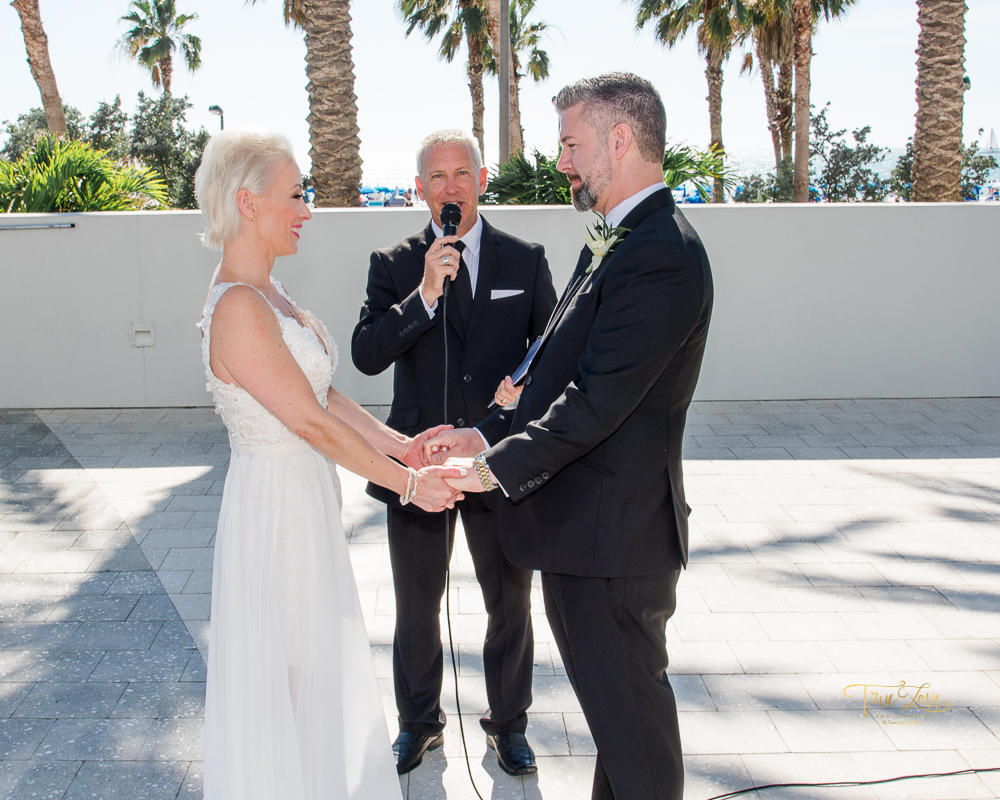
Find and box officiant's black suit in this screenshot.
[479,188,713,799]
[352,216,556,739]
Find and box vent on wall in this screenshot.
[131,323,155,348]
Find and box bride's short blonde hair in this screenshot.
[194,130,296,251]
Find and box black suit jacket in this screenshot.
[352,215,557,511]
[479,189,713,576]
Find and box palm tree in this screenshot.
[745,0,792,170]
[482,0,551,153]
[398,0,488,157]
[481,0,524,154]
[11,0,66,136]
[912,0,967,202]
[634,0,751,203]
[744,0,853,200]
[790,0,811,201]
[784,0,857,201]
[116,0,202,95]
[247,0,362,208]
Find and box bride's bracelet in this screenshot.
[399,467,419,506]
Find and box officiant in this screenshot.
[351,129,556,777]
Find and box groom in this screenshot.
[424,73,713,799]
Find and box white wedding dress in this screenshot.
[199,279,401,800]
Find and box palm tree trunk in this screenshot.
[791,0,812,202]
[756,40,781,170]
[11,0,66,136]
[912,0,967,202]
[482,0,522,155]
[466,21,486,158]
[161,54,174,95]
[705,46,725,203]
[511,49,524,154]
[776,52,793,165]
[303,0,362,207]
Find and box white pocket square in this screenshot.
[491,289,524,300]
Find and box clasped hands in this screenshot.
[396,426,488,512]
[397,376,524,510]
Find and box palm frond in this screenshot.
[0,135,167,213]
[483,149,571,205]
[116,0,202,89]
[662,142,734,199]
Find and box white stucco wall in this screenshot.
[1,203,997,408]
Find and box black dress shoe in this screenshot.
[487,732,537,776]
[393,731,444,775]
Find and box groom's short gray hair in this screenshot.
[554,73,666,164]
[416,130,483,180]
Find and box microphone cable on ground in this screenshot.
[706,765,1000,799]
[441,281,487,800]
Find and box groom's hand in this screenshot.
[422,427,483,465]
[420,234,462,306]
[401,424,453,469]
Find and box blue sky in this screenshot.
[2,0,997,183]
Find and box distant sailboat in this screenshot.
[982,128,1000,155]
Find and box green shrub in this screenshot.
[484,142,734,205]
[0,135,167,213]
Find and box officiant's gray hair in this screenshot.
[554,73,666,164]
[195,130,297,251]
[416,130,483,180]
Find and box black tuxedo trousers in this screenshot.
[387,496,533,737]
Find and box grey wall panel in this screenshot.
[1,203,997,408]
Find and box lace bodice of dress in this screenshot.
[198,279,340,446]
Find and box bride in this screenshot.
[195,130,465,799]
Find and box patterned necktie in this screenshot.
[450,240,473,327]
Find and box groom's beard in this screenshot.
[569,153,612,212]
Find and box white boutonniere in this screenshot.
[584,213,630,274]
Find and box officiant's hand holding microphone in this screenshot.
[419,205,463,307]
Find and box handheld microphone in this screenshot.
[440,203,462,299]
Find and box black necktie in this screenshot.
[450,240,473,327]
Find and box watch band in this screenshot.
[473,453,496,492]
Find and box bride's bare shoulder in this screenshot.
[212,285,277,332]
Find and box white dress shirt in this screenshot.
[420,214,485,318]
[605,181,667,228]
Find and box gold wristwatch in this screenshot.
[473,452,497,492]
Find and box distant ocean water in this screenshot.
[359,146,998,195]
[360,148,421,193]
[359,148,911,188]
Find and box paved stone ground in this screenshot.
[1,398,999,799]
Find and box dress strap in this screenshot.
[198,281,276,334]
[272,278,335,358]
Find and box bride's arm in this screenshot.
[324,387,450,471]
[209,286,462,510]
